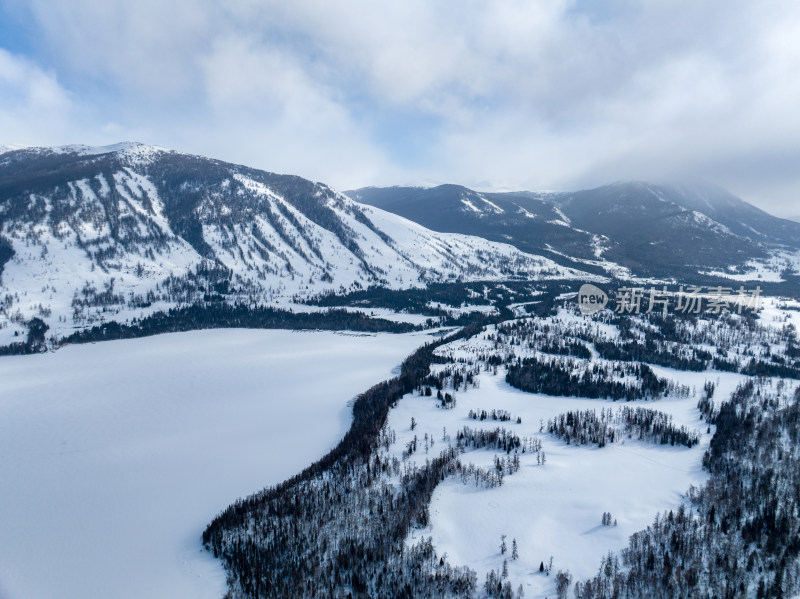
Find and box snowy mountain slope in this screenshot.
[649,181,800,247]
[346,185,605,273]
[0,143,589,343]
[350,182,800,280]
[554,181,800,277]
[0,144,28,155]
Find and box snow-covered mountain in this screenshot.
[0,143,586,342]
[556,181,800,277]
[349,181,800,280]
[346,185,604,275]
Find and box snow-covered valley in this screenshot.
[3,143,800,599]
[0,328,429,599]
[385,348,748,598]
[3,295,800,598]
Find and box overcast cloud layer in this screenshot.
[1,0,799,216]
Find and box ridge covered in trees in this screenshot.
[203,324,489,598]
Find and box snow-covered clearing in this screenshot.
[386,355,746,598]
[761,296,800,330]
[0,328,429,599]
[426,301,499,315]
[701,249,800,283]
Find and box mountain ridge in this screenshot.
[3,142,799,347]
[348,180,800,279]
[0,143,587,345]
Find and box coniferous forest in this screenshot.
[575,380,800,599]
[203,324,486,598]
[201,300,800,598]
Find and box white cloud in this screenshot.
[0,49,77,145]
[18,0,215,98]
[3,0,800,215]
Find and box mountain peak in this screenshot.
[0,143,29,154]
[0,141,170,160]
[59,141,145,155]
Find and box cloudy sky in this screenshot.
[1,0,799,216]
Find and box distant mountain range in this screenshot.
[0,143,582,343]
[1,142,798,345]
[347,182,800,279]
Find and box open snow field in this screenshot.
[0,328,429,599]
[387,361,747,598]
